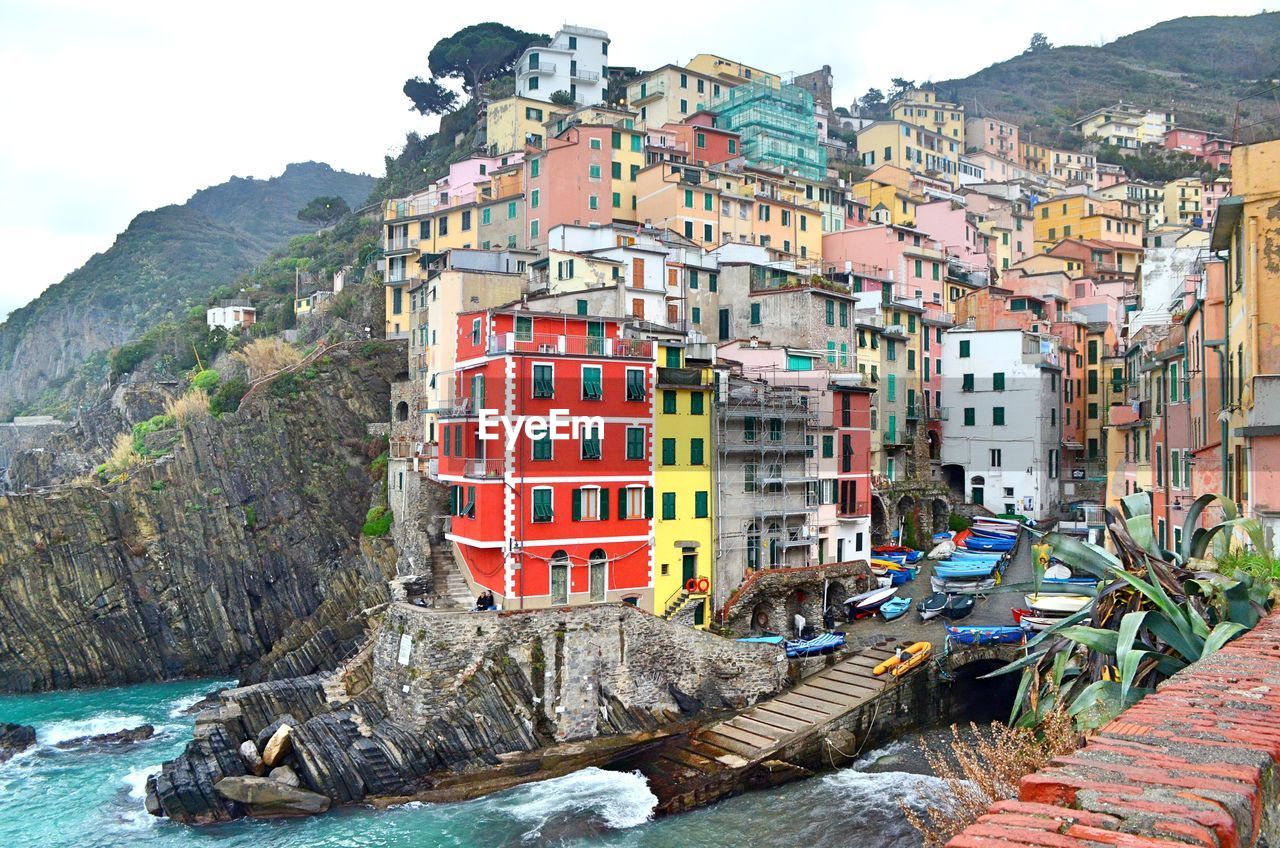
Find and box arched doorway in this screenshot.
[896,495,917,546]
[751,601,771,632]
[588,548,606,602]
[825,581,847,614]
[927,430,940,460]
[785,589,808,635]
[941,464,965,499]
[970,475,986,508]
[395,400,409,422]
[870,494,889,542]
[550,550,570,605]
[932,499,950,537]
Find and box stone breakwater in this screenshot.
[147,603,790,824]
[0,343,403,692]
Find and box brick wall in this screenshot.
[949,611,1280,847]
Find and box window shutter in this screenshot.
[644,487,654,518]
[572,488,582,521]
[618,488,628,519]
[599,488,610,520]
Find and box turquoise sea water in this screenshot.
[0,679,946,847]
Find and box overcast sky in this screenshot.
[0,0,1272,321]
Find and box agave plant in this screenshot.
[992,492,1272,731]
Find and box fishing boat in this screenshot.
[932,531,954,542]
[933,560,998,579]
[1024,593,1092,614]
[945,549,1005,562]
[1011,608,1063,632]
[972,516,1024,532]
[873,641,932,676]
[927,539,956,559]
[918,592,975,621]
[872,545,924,564]
[931,575,998,594]
[944,625,1027,646]
[844,586,899,619]
[955,531,1016,553]
[969,524,1019,540]
[880,597,911,621]
[784,631,846,658]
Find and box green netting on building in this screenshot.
[710,83,827,181]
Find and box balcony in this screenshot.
[457,457,505,479]
[905,403,921,420]
[571,67,600,82]
[882,431,910,448]
[928,406,949,421]
[631,81,667,105]
[523,61,557,75]
[657,366,711,388]
[384,237,418,255]
[489,332,653,359]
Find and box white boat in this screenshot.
[931,575,998,594]
[845,586,898,610]
[927,539,956,559]
[1044,563,1072,580]
[1019,614,1063,631]
[876,576,893,589]
[1024,593,1092,614]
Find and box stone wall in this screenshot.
[948,611,1280,847]
[375,603,790,744]
[719,562,873,636]
[0,343,404,692]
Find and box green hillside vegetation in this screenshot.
[933,12,1280,145]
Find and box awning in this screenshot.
[1210,196,1243,252]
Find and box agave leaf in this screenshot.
[1120,491,1153,520]
[1118,648,1151,706]
[1038,532,1122,581]
[1025,608,1095,650]
[1125,513,1164,560]
[1059,625,1121,656]
[1181,494,1239,561]
[1103,563,1185,626]
[1220,578,1263,628]
[1066,679,1123,724]
[1203,621,1247,656]
[1144,611,1204,662]
[1009,666,1035,725]
[1185,600,1212,639]
[1115,610,1149,669]
[981,648,1051,678]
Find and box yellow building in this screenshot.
[653,341,716,627]
[485,95,557,155]
[851,165,927,227]
[857,121,961,186]
[1163,177,1203,227]
[890,86,964,144]
[685,53,779,88]
[1033,194,1143,250]
[624,64,727,128]
[635,161,722,248]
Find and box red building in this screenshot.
[437,309,656,609]
[832,377,875,561]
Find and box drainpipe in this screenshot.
[1205,340,1228,503]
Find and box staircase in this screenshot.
[433,548,476,609]
[662,590,691,619]
[632,639,915,815]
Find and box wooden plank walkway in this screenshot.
[634,638,915,813]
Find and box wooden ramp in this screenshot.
[631,639,915,814]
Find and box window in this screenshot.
[589,137,602,150]
[696,131,706,148]
[533,364,554,398]
[744,463,758,493]
[482,207,491,225]
[962,373,974,392]
[691,392,704,415]
[692,306,701,324]
[661,438,676,465]
[626,369,646,401]
[626,426,645,460]
[589,164,601,180]
[470,318,481,345]
[822,435,834,458]
[620,486,649,519]
[993,407,1005,426]
[695,491,709,518]
[589,195,599,210]
[990,448,1002,467]
[992,372,1005,391]
[582,366,602,400]
[684,189,694,208]
[662,390,677,414]
[964,407,975,426]
[690,438,705,465]
[507,200,517,219]
[576,299,588,316]
[662,492,676,520]
[750,303,761,325]
[532,488,553,522]
[959,339,970,358]
[825,300,835,326]
[574,486,602,521]
[530,189,540,209]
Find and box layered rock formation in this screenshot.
[147,602,790,824]
[0,342,403,692]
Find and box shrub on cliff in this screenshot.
[190,369,220,391]
[209,378,247,415]
[131,414,176,455]
[362,506,392,537]
[165,389,211,424]
[232,337,302,380]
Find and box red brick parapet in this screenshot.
[948,610,1280,847]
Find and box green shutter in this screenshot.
[662,438,676,465]
[695,491,709,518]
[662,492,676,520]
[618,488,628,519]
[993,372,1005,391]
[691,438,704,465]
[644,487,654,518]
[690,392,704,415]
[599,488,610,520]
[572,488,582,521]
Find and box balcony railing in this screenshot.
[385,237,417,252]
[523,61,557,75]
[928,406,949,421]
[571,68,600,82]
[489,332,653,359]
[882,431,910,447]
[631,81,667,104]
[460,457,505,479]
[657,366,711,388]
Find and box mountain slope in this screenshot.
[937,12,1280,143]
[0,162,374,419]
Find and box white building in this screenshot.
[515,26,610,106]
[940,328,1062,519]
[206,300,256,331]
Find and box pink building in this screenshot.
[965,116,1020,159]
[1163,128,1233,171]
[822,223,948,305]
[523,125,614,250]
[1201,176,1232,228]
[914,199,992,275]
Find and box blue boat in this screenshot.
[959,535,1016,553]
[945,625,1027,646]
[736,634,785,645]
[933,561,998,579]
[880,597,911,621]
[784,631,846,658]
[946,550,1004,561]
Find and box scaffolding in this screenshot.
[714,369,822,606]
[710,82,828,181]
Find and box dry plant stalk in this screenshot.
[232,338,302,380]
[165,388,211,424]
[102,432,144,477]
[903,708,1078,847]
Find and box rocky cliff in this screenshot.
[0,341,403,692]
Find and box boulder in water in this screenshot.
[0,723,36,763]
[214,775,330,818]
[269,765,300,787]
[54,724,155,749]
[261,724,293,767]
[238,740,266,776]
[255,714,298,750]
